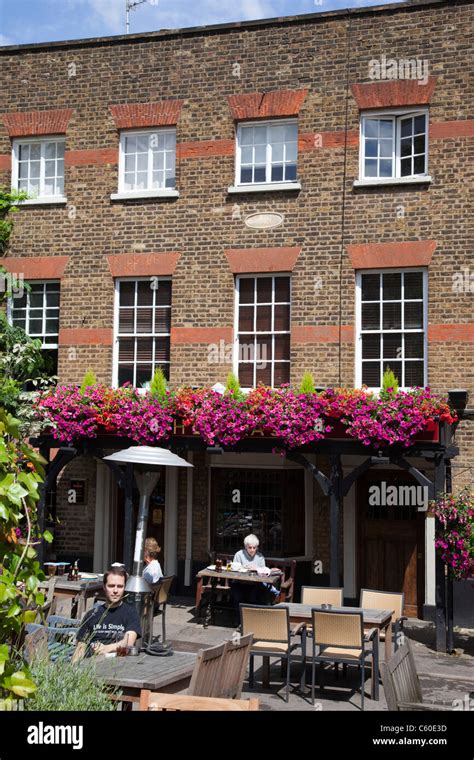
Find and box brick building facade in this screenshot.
[0,0,472,620]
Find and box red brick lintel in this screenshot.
[1,109,73,137]
[225,247,301,274]
[1,256,69,279]
[59,329,113,346]
[109,101,184,129]
[228,90,308,120]
[351,78,437,109]
[107,253,181,277]
[347,241,437,269]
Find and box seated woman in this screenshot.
[143,537,163,585]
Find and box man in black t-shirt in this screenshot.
[72,568,141,661]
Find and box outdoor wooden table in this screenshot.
[275,602,394,700]
[89,650,197,707]
[195,567,283,627]
[39,576,104,619]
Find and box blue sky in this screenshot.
[0,0,404,46]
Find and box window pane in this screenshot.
[274,304,290,331]
[362,362,380,386]
[30,292,45,308]
[404,272,423,300]
[253,126,266,143]
[362,302,380,330]
[379,159,393,177]
[362,334,380,360]
[271,165,283,182]
[137,152,148,172]
[256,278,272,303]
[29,319,43,334]
[119,282,135,306]
[239,278,254,304]
[258,336,273,362]
[119,309,134,333]
[254,145,266,164]
[44,160,56,177]
[379,140,392,158]
[155,280,171,306]
[400,157,412,177]
[256,305,271,331]
[400,138,412,157]
[124,135,137,153]
[119,339,134,362]
[273,363,290,386]
[45,318,59,335]
[414,135,425,154]
[254,166,266,183]
[154,337,170,362]
[383,333,402,359]
[274,335,290,360]
[240,127,254,146]
[241,146,253,164]
[365,159,377,177]
[154,308,171,333]
[285,164,297,181]
[118,365,134,386]
[125,154,135,172]
[238,363,254,386]
[137,281,154,306]
[240,167,252,183]
[272,143,284,162]
[136,338,153,362]
[413,154,425,174]
[239,306,254,332]
[286,142,297,162]
[404,302,423,329]
[275,278,290,302]
[136,309,153,333]
[365,139,378,158]
[271,125,285,143]
[19,144,29,160]
[405,333,424,359]
[414,115,426,134]
[364,120,378,138]
[361,274,379,301]
[405,361,424,387]
[383,302,402,329]
[383,273,401,300]
[136,365,153,388]
[137,135,149,153]
[30,144,41,160]
[401,119,413,138]
[379,120,393,138]
[256,365,272,385]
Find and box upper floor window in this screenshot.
[118,129,176,195]
[359,110,428,181]
[236,120,298,187]
[235,274,291,388]
[12,138,65,199]
[8,281,60,374]
[356,269,427,390]
[114,278,171,388]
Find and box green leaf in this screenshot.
[6,603,21,618]
[0,503,8,521]
[42,529,53,544]
[7,482,29,502]
[34,592,45,605]
[22,610,38,624]
[20,444,47,467]
[26,575,38,593]
[10,670,37,697]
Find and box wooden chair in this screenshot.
[381,640,452,711]
[139,692,259,711]
[310,609,379,710]
[360,589,407,650]
[301,586,344,606]
[187,641,227,697]
[25,616,81,662]
[215,633,253,699]
[240,604,304,702]
[145,575,174,646]
[24,626,49,664]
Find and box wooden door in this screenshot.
[115,468,166,569]
[357,471,425,617]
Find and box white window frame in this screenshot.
[233,273,291,390]
[12,136,67,204]
[112,276,172,389]
[230,119,301,193]
[355,267,428,391]
[7,280,60,348]
[355,108,431,186]
[112,128,179,200]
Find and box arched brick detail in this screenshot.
[109,101,184,129]
[228,90,308,120]
[2,109,73,137]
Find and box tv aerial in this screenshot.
[126,0,157,34]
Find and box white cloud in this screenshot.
[0,33,13,46]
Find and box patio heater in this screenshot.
[103,446,192,649]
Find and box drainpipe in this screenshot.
[184,451,194,586]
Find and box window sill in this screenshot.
[228,182,301,194]
[110,190,179,201]
[18,196,68,206]
[353,176,432,188]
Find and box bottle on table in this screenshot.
[73,561,79,580]
[215,558,223,572]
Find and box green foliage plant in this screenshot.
[299,371,316,395]
[79,370,97,394]
[149,367,168,402]
[25,656,120,711]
